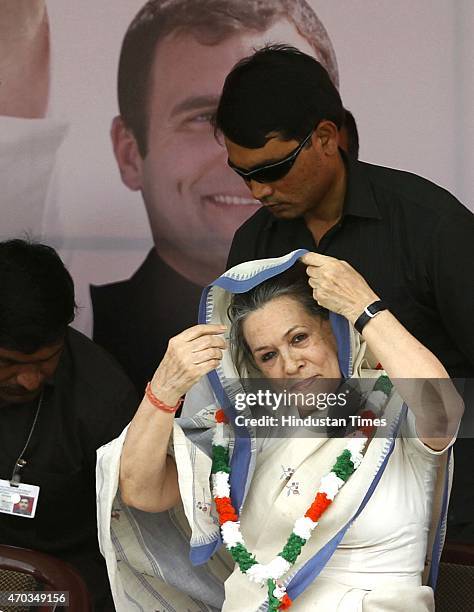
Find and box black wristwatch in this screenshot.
[354,300,388,334]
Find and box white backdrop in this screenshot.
[314,0,473,204]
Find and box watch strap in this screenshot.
[354,300,387,334]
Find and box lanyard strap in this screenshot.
[9,391,44,487]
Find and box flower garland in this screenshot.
[211,375,393,611]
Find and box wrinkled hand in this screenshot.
[300,253,379,323]
[150,324,227,406]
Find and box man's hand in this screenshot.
[150,324,227,406]
[0,0,49,118]
[300,252,379,323]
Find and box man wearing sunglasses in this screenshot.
[219,45,474,541]
[227,128,315,185]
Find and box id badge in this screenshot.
[0,479,40,518]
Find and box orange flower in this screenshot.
[215,496,238,524]
[215,409,228,423]
[359,409,376,436]
[279,593,292,609]
[305,492,332,522]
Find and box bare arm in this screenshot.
[359,310,462,449]
[119,396,178,513]
[0,0,49,118]
[301,252,464,450]
[119,324,226,512]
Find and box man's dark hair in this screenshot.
[118,0,339,157]
[215,44,344,148]
[340,108,360,159]
[0,240,75,353]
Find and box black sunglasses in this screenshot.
[227,129,314,184]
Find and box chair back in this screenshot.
[435,541,474,612]
[0,545,92,612]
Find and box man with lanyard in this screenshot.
[0,240,138,610]
[216,45,474,540]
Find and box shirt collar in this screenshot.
[342,150,382,220]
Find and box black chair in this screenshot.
[435,541,474,612]
[0,545,92,612]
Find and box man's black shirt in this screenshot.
[228,154,474,378]
[0,328,138,609]
[227,154,474,538]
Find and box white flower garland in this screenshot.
[212,415,382,583]
[210,377,392,608]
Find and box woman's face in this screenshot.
[242,296,341,384]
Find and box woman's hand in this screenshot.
[300,252,379,323]
[301,252,463,451]
[150,324,227,406]
[121,323,226,513]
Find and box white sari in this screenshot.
[96,250,452,611]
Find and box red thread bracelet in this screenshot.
[145,382,183,413]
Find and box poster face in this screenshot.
[1,0,472,390]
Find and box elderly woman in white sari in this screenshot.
[97,250,462,612]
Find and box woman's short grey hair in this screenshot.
[227,262,328,377]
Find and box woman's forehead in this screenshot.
[242,296,321,341]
